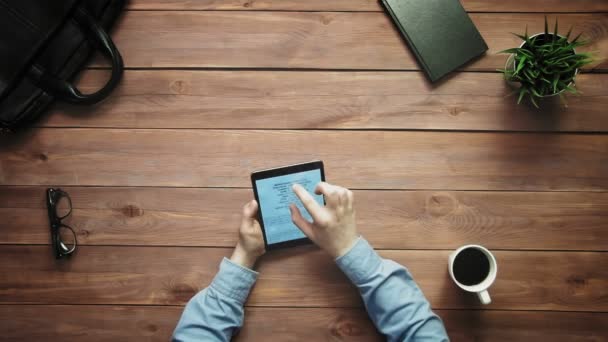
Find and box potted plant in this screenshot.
[498,18,593,107]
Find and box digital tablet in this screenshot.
[251,161,325,250]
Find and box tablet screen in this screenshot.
[255,169,323,245]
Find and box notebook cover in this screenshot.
[382,0,488,82]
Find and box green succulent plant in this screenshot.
[498,17,593,108]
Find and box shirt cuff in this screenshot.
[209,257,259,304]
[335,237,383,285]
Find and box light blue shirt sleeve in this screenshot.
[336,237,449,341]
[173,238,448,342]
[172,257,258,342]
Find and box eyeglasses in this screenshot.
[46,188,77,258]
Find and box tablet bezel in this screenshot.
[251,160,325,250]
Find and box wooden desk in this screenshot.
[1,1,607,340]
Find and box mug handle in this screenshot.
[477,290,492,305]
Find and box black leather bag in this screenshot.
[0,0,125,133]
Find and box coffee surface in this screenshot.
[453,248,490,286]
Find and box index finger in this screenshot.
[292,183,325,221]
[315,182,340,207]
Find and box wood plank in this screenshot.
[0,305,180,341]
[103,12,607,70]
[439,310,608,341]
[2,305,607,342]
[2,187,607,251]
[45,71,608,131]
[1,130,606,191]
[0,246,606,311]
[128,0,608,13]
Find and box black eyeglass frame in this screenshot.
[46,188,77,259]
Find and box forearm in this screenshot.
[336,238,448,341]
[172,258,258,342]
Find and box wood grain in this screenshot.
[1,1,606,340]
[44,71,608,131]
[439,310,608,341]
[1,129,606,190]
[0,305,180,342]
[2,187,607,251]
[2,305,607,341]
[128,0,608,13]
[102,12,607,70]
[0,245,606,311]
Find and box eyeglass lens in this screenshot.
[54,192,72,219]
[57,224,77,254]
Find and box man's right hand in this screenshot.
[290,182,359,258]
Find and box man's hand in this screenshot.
[230,200,265,269]
[290,182,359,258]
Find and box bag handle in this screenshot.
[28,7,124,105]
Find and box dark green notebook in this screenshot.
[382,0,488,82]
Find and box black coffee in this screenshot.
[453,248,490,286]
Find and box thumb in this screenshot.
[241,200,258,225]
[290,204,314,238]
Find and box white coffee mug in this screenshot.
[448,245,497,305]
